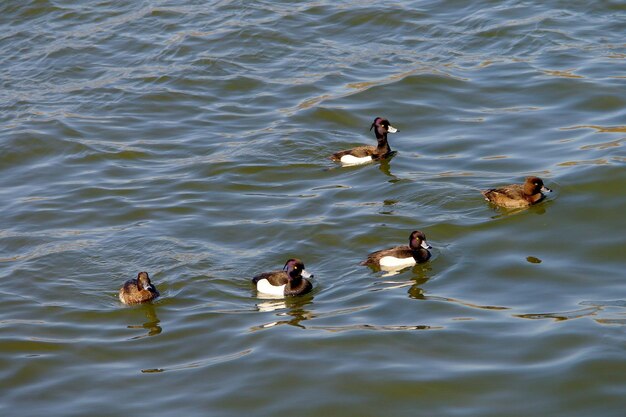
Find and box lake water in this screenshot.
[1,1,625,416]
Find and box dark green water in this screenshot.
[1,1,625,416]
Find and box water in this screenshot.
[1,1,625,416]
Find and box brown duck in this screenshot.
[482,176,552,208]
[119,271,160,305]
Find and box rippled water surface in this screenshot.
[1,1,625,416]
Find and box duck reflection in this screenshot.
[369,265,431,297]
[127,304,162,339]
[407,277,429,300]
[378,152,397,179]
[489,200,550,219]
[251,296,315,331]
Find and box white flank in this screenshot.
[255,279,286,296]
[340,155,373,165]
[379,256,416,270]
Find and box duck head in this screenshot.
[283,258,313,280]
[370,117,399,139]
[137,271,158,293]
[524,176,552,196]
[409,230,431,250]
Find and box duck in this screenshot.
[119,271,160,305]
[482,176,552,208]
[252,258,314,297]
[361,230,432,270]
[330,117,399,166]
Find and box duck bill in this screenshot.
[387,125,398,133]
[421,240,432,250]
[301,270,313,279]
[541,186,552,193]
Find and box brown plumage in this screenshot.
[331,145,379,160]
[119,271,160,305]
[330,117,399,165]
[252,258,314,297]
[361,230,432,269]
[482,176,552,208]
